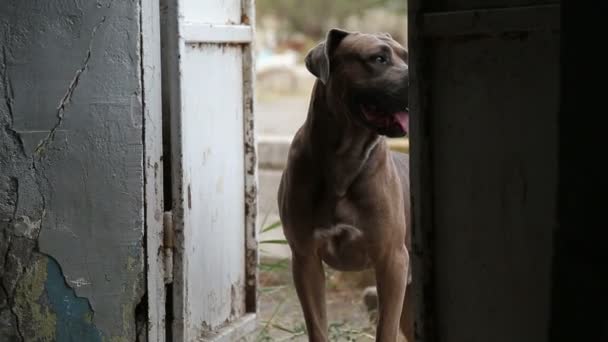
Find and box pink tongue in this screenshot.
[393,111,409,132]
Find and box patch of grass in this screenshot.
[255,297,287,342]
[259,219,288,246]
[261,220,283,233]
[328,321,375,341]
[259,258,290,272]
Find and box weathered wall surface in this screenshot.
[409,1,560,342]
[0,0,145,340]
[429,31,559,342]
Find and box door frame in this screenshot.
[141,0,167,340]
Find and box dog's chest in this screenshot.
[313,197,369,239]
[316,200,372,271]
[334,196,359,224]
[332,180,385,222]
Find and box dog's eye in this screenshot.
[374,55,388,64]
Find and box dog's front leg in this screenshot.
[375,245,409,342]
[400,282,415,342]
[292,251,328,342]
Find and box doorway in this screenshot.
[252,1,409,340]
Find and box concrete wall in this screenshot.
[0,1,146,340]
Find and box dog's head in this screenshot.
[305,28,409,137]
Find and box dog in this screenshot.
[277,28,412,342]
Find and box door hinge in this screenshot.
[163,211,175,284]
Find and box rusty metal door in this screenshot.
[408,1,560,342]
[161,0,258,340]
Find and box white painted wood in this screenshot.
[182,23,253,44]
[181,43,246,332]
[162,0,258,340]
[199,314,257,342]
[181,0,242,24]
[142,0,166,340]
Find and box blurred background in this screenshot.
[255,0,407,136]
[251,1,409,340]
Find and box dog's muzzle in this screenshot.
[360,104,409,137]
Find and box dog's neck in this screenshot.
[303,81,387,198]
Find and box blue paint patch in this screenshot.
[45,257,104,342]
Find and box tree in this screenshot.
[257,0,407,41]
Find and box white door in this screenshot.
[161,0,258,340]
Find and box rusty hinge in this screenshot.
[163,211,174,284]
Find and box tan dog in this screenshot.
[277,28,413,342]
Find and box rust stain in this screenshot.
[244,183,257,218]
[189,42,244,52]
[244,249,258,312]
[187,184,191,209]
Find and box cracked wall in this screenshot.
[1,0,145,340]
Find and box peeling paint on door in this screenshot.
[45,257,103,342]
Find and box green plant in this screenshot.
[328,321,375,341]
[259,258,290,272]
[255,298,287,341]
[258,218,291,273]
[261,220,282,234]
[258,218,290,270]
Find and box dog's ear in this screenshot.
[304,28,350,84]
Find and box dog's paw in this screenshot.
[362,286,378,311]
[362,286,379,325]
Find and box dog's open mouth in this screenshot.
[361,104,409,136]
